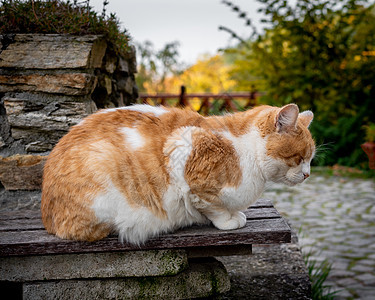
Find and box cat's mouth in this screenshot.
[283,179,298,186]
[280,176,303,186]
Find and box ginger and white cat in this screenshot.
[41,104,315,244]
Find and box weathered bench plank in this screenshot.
[0,206,281,232]
[0,198,291,257]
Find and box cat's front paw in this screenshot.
[235,211,247,228]
[212,211,247,231]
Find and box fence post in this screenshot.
[179,85,187,107]
[199,97,210,115]
[247,85,257,108]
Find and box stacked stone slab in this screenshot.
[0,34,138,190]
[0,249,230,299]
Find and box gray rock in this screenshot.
[22,258,230,300]
[0,250,189,281]
[0,34,107,69]
[219,229,312,300]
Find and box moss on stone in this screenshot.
[159,250,189,276]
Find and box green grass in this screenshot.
[312,166,375,181]
[298,227,340,299]
[303,251,340,300]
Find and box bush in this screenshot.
[0,0,131,55]
[221,0,375,168]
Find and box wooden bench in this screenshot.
[0,198,291,299]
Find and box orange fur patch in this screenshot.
[184,128,242,204]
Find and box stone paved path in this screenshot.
[263,170,375,300]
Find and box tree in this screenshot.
[221,0,375,167]
[163,54,237,94]
[135,41,182,93]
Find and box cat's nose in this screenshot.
[303,173,310,180]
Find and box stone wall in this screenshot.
[0,34,138,190]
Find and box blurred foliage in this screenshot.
[136,40,183,93]
[164,54,237,94]
[136,41,239,94]
[313,166,374,180]
[363,122,375,142]
[221,0,375,168]
[0,0,131,55]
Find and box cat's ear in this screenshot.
[299,110,314,128]
[275,104,299,132]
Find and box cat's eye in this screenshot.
[294,155,303,165]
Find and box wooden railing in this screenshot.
[139,86,260,115]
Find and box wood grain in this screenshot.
[0,199,291,257]
[0,155,47,190]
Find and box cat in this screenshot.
[41,103,315,244]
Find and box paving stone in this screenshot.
[300,245,321,255]
[332,260,350,270]
[346,238,373,247]
[362,214,374,221]
[359,295,375,300]
[329,269,356,278]
[336,277,360,287]
[356,273,375,285]
[350,264,374,274]
[320,250,342,259]
[356,259,375,267]
[305,255,327,264]
[263,174,375,299]
[347,228,374,236]
[331,288,354,299]
[329,237,351,246]
[356,288,375,299]
[323,201,340,209]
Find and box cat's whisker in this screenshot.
[312,141,334,164]
[315,142,334,153]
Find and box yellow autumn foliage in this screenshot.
[161,54,237,94]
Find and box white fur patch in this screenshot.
[163,126,210,222]
[220,129,267,211]
[99,104,168,117]
[164,126,195,193]
[120,127,145,150]
[162,184,208,228]
[91,181,206,245]
[74,119,85,127]
[301,162,311,177]
[91,181,158,244]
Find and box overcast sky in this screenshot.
[90,0,264,65]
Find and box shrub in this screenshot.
[0,0,131,55]
[221,0,375,168]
